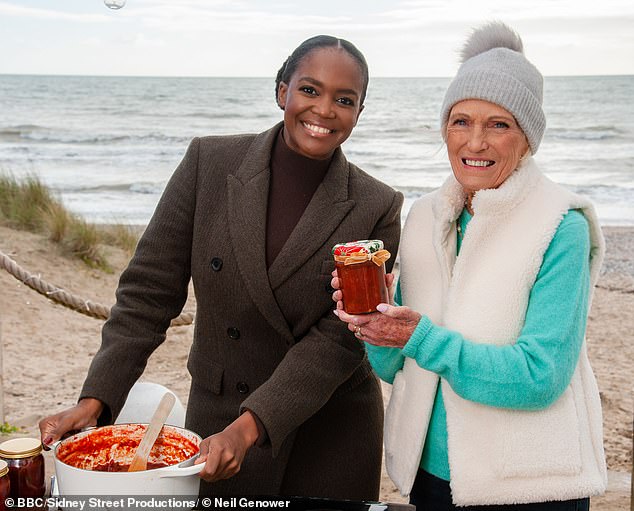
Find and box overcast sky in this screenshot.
[1,0,633,77]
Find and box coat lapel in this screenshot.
[227,123,293,341]
[268,148,354,289]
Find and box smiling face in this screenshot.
[277,47,365,160]
[446,99,530,200]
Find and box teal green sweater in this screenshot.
[366,209,591,481]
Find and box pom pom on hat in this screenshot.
[440,21,546,154]
[459,21,523,62]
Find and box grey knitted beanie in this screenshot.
[440,22,545,154]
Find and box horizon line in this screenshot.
[1,72,633,80]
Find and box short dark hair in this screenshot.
[275,35,369,109]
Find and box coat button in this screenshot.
[211,257,223,271]
[236,382,249,394]
[227,327,240,340]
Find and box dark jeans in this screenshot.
[409,469,590,511]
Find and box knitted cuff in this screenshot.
[402,315,434,358]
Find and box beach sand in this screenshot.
[0,224,631,508]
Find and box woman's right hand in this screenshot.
[330,269,395,310]
[39,398,104,449]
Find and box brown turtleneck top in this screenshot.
[265,129,332,268]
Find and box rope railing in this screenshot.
[0,249,194,327]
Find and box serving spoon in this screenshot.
[128,392,176,472]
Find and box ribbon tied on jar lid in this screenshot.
[332,239,391,266]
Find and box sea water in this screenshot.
[0,74,632,225]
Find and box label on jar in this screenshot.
[332,239,384,256]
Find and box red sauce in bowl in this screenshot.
[56,424,199,472]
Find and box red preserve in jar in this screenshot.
[333,239,391,314]
[0,460,10,511]
[0,438,45,500]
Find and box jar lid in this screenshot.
[0,438,43,459]
[332,239,384,256]
[0,459,7,477]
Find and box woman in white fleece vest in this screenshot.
[332,22,607,510]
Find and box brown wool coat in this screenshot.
[80,122,403,499]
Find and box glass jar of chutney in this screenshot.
[0,460,10,511]
[0,438,45,500]
[333,239,391,314]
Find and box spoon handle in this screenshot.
[128,392,176,472]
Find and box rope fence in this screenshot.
[0,249,194,327]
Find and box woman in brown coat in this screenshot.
[39,35,403,500]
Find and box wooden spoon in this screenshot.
[128,392,176,472]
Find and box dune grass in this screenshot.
[0,422,21,435]
[0,173,139,270]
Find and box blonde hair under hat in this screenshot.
[440,22,546,154]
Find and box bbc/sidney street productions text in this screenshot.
[7,497,199,509]
[6,496,292,510]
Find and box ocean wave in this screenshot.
[392,185,436,197]
[7,131,187,146]
[61,182,164,194]
[559,184,634,208]
[363,125,435,135]
[547,125,627,141]
[184,111,260,120]
[569,183,634,195]
[0,124,45,134]
[0,124,48,140]
[129,182,164,194]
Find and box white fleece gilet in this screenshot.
[384,158,607,505]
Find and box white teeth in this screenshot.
[464,159,494,167]
[303,122,332,134]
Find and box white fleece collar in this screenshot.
[432,157,541,223]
